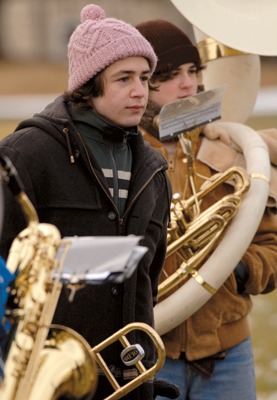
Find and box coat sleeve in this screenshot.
[148,171,172,306]
[0,145,35,260]
[241,207,277,295]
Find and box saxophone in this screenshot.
[0,156,166,400]
[0,156,98,400]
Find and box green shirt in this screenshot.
[68,105,137,216]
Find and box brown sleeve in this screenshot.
[241,207,277,295]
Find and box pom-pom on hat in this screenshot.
[136,20,201,74]
[68,4,157,92]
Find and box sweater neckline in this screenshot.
[68,103,138,144]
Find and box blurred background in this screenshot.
[0,1,276,398]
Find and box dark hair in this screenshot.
[150,62,205,84]
[64,70,105,113]
[65,62,158,113]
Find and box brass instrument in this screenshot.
[157,128,250,299]
[154,123,270,336]
[0,155,98,400]
[153,0,272,337]
[91,322,165,400]
[0,155,165,400]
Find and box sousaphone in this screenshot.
[170,0,277,124]
[154,0,276,336]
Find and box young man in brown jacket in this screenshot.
[136,19,277,400]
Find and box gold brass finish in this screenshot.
[184,265,217,295]
[0,188,98,400]
[155,120,250,298]
[159,167,249,298]
[250,173,270,185]
[0,161,166,400]
[26,325,98,400]
[91,322,165,400]
[197,37,247,64]
[153,115,160,132]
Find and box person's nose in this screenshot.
[179,73,193,89]
[131,78,146,98]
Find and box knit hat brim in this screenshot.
[136,19,201,75]
[155,44,200,73]
[69,35,157,92]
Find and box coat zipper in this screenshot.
[121,165,164,221]
[77,132,164,235]
[63,128,75,164]
[77,132,119,211]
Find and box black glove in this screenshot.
[153,377,181,399]
[234,261,248,294]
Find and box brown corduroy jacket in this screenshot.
[139,119,277,361]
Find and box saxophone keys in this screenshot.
[16,331,34,351]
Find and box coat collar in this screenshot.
[139,100,161,140]
[67,103,139,144]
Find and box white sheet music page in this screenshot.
[56,236,147,284]
[158,84,227,141]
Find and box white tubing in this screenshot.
[154,123,270,336]
[193,27,261,124]
[170,0,277,56]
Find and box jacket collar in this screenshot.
[139,100,161,140]
[13,94,168,175]
[67,103,139,144]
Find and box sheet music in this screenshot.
[158,85,227,141]
[55,236,148,284]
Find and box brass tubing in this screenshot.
[166,214,224,259]
[167,198,239,259]
[197,37,247,64]
[91,322,165,400]
[187,167,249,208]
[160,194,243,298]
[159,215,225,297]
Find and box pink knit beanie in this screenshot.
[68,4,157,92]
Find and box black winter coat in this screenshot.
[0,95,172,400]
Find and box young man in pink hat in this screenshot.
[136,19,277,400]
[0,6,180,400]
